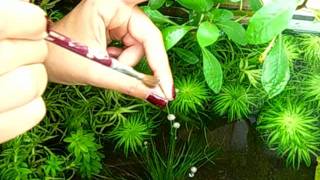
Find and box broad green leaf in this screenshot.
[249,0,263,11]
[162,26,193,50]
[246,0,298,44]
[262,37,290,98]
[197,21,220,47]
[142,6,176,25]
[148,0,166,9]
[173,47,200,64]
[209,9,234,22]
[218,20,247,45]
[176,0,214,12]
[202,48,223,93]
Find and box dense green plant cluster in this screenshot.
[0,0,320,179]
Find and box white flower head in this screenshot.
[190,166,197,173]
[173,122,180,129]
[167,114,176,121]
[144,141,148,146]
[175,88,180,93]
[188,172,195,178]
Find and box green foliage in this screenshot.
[261,37,290,98]
[300,34,320,67]
[217,20,247,45]
[197,21,220,47]
[176,0,215,12]
[43,154,64,177]
[303,74,320,108]
[171,76,209,114]
[162,26,194,50]
[213,83,255,121]
[246,0,298,44]
[108,114,155,157]
[202,48,223,93]
[173,47,200,64]
[64,131,104,178]
[257,99,320,168]
[148,0,166,10]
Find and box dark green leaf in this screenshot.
[202,48,223,93]
[173,47,200,64]
[209,9,234,22]
[197,21,220,47]
[246,0,298,44]
[262,37,290,98]
[217,20,247,45]
[249,0,263,11]
[142,6,176,25]
[162,26,193,50]
[176,0,214,12]
[148,0,166,10]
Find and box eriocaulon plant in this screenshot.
[170,76,209,114]
[303,74,320,108]
[257,99,320,168]
[108,114,155,157]
[213,83,256,122]
[300,34,320,68]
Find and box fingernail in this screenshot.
[172,84,176,99]
[146,93,167,108]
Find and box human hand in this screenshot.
[0,0,48,143]
[45,0,174,107]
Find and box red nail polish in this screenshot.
[146,93,167,108]
[172,85,176,99]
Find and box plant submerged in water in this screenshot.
[170,76,209,114]
[300,34,320,67]
[108,114,154,156]
[213,83,255,121]
[257,99,320,168]
[303,74,320,108]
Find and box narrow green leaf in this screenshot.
[249,0,263,11]
[246,0,298,44]
[262,37,290,98]
[176,0,214,12]
[142,6,176,25]
[173,47,200,64]
[218,20,247,45]
[202,48,223,93]
[148,0,166,10]
[162,26,193,50]
[197,21,220,47]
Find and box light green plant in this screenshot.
[64,130,104,178]
[43,154,64,177]
[170,76,209,114]
[213,83,255,121]
[300,34,320,67]
[303,74,320,108]
[283,35,301,64]
[257,99,320,168]
[108,114,155,157]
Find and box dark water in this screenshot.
[195,120,315,180]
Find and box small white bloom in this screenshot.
[190,166,197,173]
[175,88,179,93]
[167,114,176,121]
[188,172,194,178]
[144,141,148,146]
[173,122,180,129]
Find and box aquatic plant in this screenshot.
[283,35,301,64]
[213,83,255,121]
[64,130,104,178]
[108,114,154,157]
[303,74,320,108]
[170,76,209,114]
[300,34,320,67]
[257,99,320,168]
[43,154,64,177]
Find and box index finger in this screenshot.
[128,7,175,100]
[0,0,47,40]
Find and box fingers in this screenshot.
[0,1,47,40]
[46,43,167,107]
[0,64,47,113]
[107,47,123,57]
[0,39,48,75]
[128,8,174,100]
[0,97,46,144]
[117,34,145,66]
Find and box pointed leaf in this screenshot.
[246,0,298,44]
[218,20,247,45]
[202,48,223,93]
[197,21,220,47]
[162,26,193,50]
[176,0,214,12]
[142,6,176,25]
[209,9,234,22]
[262,37,290,98]
[249,0,263,11]
[173,47,199,64]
